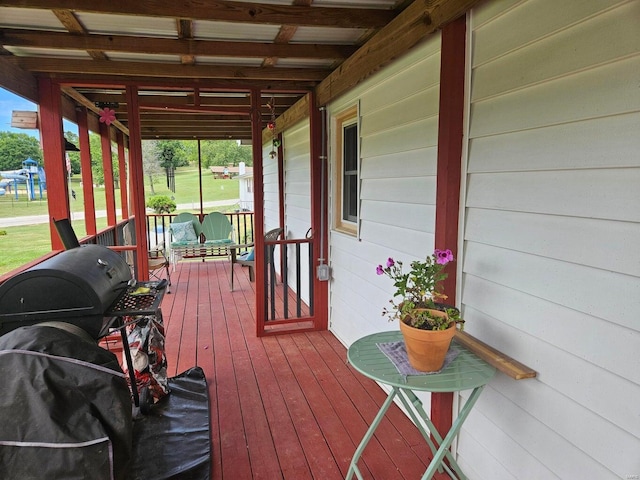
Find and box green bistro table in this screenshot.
[346,331,496,480]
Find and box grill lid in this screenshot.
[0,244,132,337]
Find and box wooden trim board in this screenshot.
[455,330,537,380]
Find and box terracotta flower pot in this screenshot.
[399,309,456,372]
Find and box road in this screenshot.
[0,199,240,228]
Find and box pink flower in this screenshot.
[434,249,453,265]
[386,258,395,268]
[376,265,384,275]
[99,107,116,126]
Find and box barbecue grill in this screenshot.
[0,244,150,339]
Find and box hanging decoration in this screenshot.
[267,96,278,159]
[95,102,119,126]
[98,107,117,126]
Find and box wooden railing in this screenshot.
[145,211,255,257]
[0,220,131,285]
[261,237,315,329]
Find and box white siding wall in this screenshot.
[282,119,312,297]
[328,36,442,352]
[458,1,640,478]
[262,143,280,232]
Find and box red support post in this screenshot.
[251,88,267,336]
[37,78,69,250]
[117,131,129,220]
[308,92,329,330]
[76,107,97,236]
[432,14,467,443]
[126,86,149,278]
[99,122,117,226]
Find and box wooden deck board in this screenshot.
[159,260,447,479]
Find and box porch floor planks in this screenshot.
[159,260,448,479]
[291,332,426,479]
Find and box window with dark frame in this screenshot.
[333,104,358,235]
[342,123,358,223]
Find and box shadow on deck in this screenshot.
[157,259,447,480]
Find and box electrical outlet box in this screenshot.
[317,264,330,281]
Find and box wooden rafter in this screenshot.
[7,57,330,81]
[0,0,481,141]
[52,9,108,60]
[0,29,356,60]
[176,19,195,66]
[1,0,396,28]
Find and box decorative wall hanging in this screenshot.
[267,97,278,159]
[95,102,119,126]
[99,107,117,126]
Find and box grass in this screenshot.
[0,224,55,276]
[0,166,242,275]
[0,166,239,217]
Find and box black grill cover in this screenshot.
[0,324,133,480]
[0,244,131,338]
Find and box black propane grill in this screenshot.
[0,244,163,340]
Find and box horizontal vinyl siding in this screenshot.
[327,36,442,350]
[327,37,443,434]
[459,1,640,479]
[282,119,312,299]
[262,143,280,233]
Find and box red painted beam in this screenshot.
[117,131,129,220]
[76,107,97,236]
[99,122,117,226]
[308,92,328,330]
[38,78,69,250]
[432,14,467,445]
[251,88,267,336]
[126,86,149,278]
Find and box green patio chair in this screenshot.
[169,212,203,265]
[201,212,234,249]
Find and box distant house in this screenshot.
[236,162,254,211]
[209,165,253,179]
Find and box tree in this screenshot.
[0,132,42,171]
[156,140,188,169]
[141,140,163,195]
[64,131,81,175]
[146,194,176,213]
[87,132,119,186]
[199,140,253,168]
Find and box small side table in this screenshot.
[346,331,496,480]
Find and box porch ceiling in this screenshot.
[0,0,480,141]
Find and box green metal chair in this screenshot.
[201,212,234,248]
[169,212,203,265]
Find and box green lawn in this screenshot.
[0,166,241,275]
[0,166,239,217]
[0,224,51,275]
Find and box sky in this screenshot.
[0,87,78,139]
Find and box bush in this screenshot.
[146,195,176,214]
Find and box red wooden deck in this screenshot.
[157,259,449,480]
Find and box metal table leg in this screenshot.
[120,326,140,407]
[420,385,487,480]
[346,388,399,480]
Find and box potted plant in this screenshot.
[376,249,464,371]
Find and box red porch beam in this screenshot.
[433,14,467,446]
[38,77,69,250]
[99,122,117,226]
[117,131,129,220]
[126,86,149,278]
[76,107,97,236]
[309,92,329,330]
[251,88,266,336]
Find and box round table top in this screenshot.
[347,331,496,392]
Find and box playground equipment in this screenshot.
[0,158,46,199]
